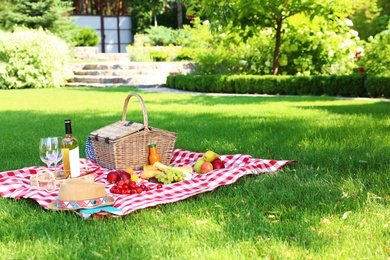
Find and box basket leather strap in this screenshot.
[122,93,149,131]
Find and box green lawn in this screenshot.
[0,87,389,259]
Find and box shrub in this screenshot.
[166,74,380,97]
[174,48,199,61]
[72,27,100,47]
[358,28,390,76]
[148,50,167,61]
[0,27,71,89]
[366,75,390,98]
[143,26,175,46]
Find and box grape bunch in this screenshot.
[155,168,185,184]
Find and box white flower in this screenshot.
[265,61,271,67]
[345,19,354,27]
[350,29,359,37]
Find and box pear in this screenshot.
[203,150,219,162]
[194,158,205,173]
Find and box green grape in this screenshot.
[155,168,185,184]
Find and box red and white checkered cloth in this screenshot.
[0,149,297,216]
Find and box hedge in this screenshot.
[166,74,389,98]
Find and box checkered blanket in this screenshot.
[0,149,297,217]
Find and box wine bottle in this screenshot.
[61,119,80,178]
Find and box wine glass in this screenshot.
[51,137,64,179]
[39,138,57,170]
[50,137,62,174]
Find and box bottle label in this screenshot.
[62,148,71,178]
[69,147,80,178]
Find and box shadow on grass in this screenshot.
[1,90,389,257]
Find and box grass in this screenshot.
[0,87,389,259]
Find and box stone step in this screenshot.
[70,75,167,85]
[67,61,194,87]
[73,69,168,76]
[76,62,194,71]
[64,82,159,88]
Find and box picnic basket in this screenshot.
[90,93,177,170]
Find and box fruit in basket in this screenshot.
[204,150,219,162]
[107,171,120,184]
[212,158,225,169]
[194,158,205,173]
[200,161,213,173]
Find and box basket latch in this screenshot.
[94,134,110,144]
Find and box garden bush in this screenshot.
[0,27,71,89]
[358,25,390,76]
[72,27,100,47]
[366,75,390,98]
[166,74,388,98]
[143,26,176,46]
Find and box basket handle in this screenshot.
[122,93,149,128]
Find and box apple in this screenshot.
[107,171,119,184]
[200,161,213,173]
[213,157,222,163]
[194,158,205,173]
[119,171,131,182]
[204,150,219,162]
[212,160,225,169]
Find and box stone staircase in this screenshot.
[66,61,194,88]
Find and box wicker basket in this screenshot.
[90,93,177,170]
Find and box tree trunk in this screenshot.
[272,17,283,75]
[177,1,183,29]
[153,8,158,27]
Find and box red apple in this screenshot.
[212,157,222,163]
[200,161,213,173]
[107,171,119,184]
[119,171,131,182]
[212,160,225,169]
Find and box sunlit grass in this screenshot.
[0,87,389,259]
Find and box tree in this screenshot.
[177,1,183,29]
[183,0,352,75]
[349,0,390,40]
[0,0,75,43]
[129,0,171,28]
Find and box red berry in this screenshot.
[156,184,163,189]
[140,184,146,191]
[130,189,137,195]
[136,187,143,194]
[145,186,152,191]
